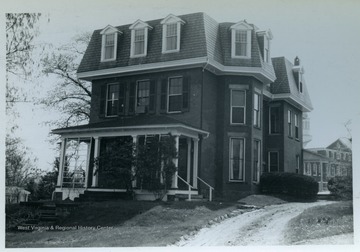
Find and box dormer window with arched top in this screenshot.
[129,20,152,58]
[230,21,253,59]
[161,14,185,53]
[100,25,121,62]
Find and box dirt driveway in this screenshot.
[176,201,336,246]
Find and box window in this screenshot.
[230,21,252,58]
[299,74,303,93]
[100,25,120,62]
[296,155,300,174]
[329,151,333,158]
[257,30,273,63]
[268,151,279,172]
[161,14,185,53]
[106,84,119,116]
[129,20,152,58]
[231,90,246,124]
[294,113,299,139]
[288,110,292,137]
[313,163,317,176]
[168,77,183,112]
[136,80,150,112]
[253,93,260,127]
[253,140,261,182]
[264,36,270,63]
[331,166,335,177]
[230,138,245,181]
[307,163,311,175]
[270,107,280,134]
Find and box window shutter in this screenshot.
[149,80,156,114]
[160,79,168,114]
[99,85,107,118]
[128,82,136,115]
[182,76,190,112]
[118,83,126,115]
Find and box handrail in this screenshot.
[176,175,193,201]
[197,177,214,201]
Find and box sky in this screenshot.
[1,0,360,172]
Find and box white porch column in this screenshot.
[56,138,67,187]
[91,137,100,187]
[193,138,199,189]
[131,135,138,188]
[187,138,192,184]
[172,135,180,188]
[84,139,92,189]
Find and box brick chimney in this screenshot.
[294,56,300,66]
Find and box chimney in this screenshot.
[294,56,300,66]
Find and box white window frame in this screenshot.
[167,76,183,113]
[313,163,317,176]
[136,79,151,113]
[268,151,279,172]
[161,14,185,54]
[230,21,253,59]
[129,20,152,58]
[253,140,261,183]
[295,113,299,139]
[230,89,246,125]
[100,25,121,62]
[288,110,292,137]
[229,137,246,182]
[105,83,119,117]
[253,93,260,128]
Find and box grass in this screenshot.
[285,201,353,243]
[6,200,237,247]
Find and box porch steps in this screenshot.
[175,194,207,202]
[39,203,58,223]
[74,190,132,202]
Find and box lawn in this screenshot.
[285,200,353,243]
[6,200,238,247]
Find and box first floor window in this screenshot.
[230,138,245,181]
[296,155,300,174]
[307,163,311,175]
[253,93,260,127]
[268,151,279,172]
[313,163,317,176]
[270,106,280,134]
[106,84,119,116]
[253,140,261,182]
[231,89,246,124]
[168,77,183,112]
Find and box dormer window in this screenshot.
[230,21,253,59]
[129,20,152,58]
[257,30,273,63]
[161,14,185,53]
[292,57,304,94]
[100,25,121,62]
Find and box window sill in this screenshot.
[230,123,246,126]
[105,115,118,118]
[228,180,246,183]
[167,111,182,114]
[162,49,180,54]
[130,54,147,58]
[101,58,116,62]
[231,55,251,59]
[253,126,261,130]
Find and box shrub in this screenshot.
[328,176,352,200]
[259,172,318,200]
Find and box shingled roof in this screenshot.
[77,12,274,80]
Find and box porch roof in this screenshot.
[52,115,209,139]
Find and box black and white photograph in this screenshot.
[1,0,359,250]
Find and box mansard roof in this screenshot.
[77,12,275,82]
[270,57,313,112]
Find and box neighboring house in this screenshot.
[304,138,352,191]
[302,112,312,147]
[52,13,313,201]
[6,186,31,204]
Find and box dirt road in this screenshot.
[176,201,335,246]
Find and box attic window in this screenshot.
[100,25,121,62]
[161,14,185,53]
[130,20,152,58]
[230,21,253,59]
[257,30,273,63]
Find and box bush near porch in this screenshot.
[328,176,352,200]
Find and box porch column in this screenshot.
[187,138,192,184]
[192,138,199,189]
[84,139,92,189]
[56,137,67,187]
[172,135,180,188]
[91,137,100,187]
[131,135,138,188]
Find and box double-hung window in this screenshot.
[137,80,150,112]
[168,77,183,112]
[231,89,246,124]
[129,20,151,58]
[253,93,260,127]
[104,34,115,60]
[295,113,299,139]
[134,29,145,55]
[288,110,292,137]
[270,107,280,134]
[235,30,248,57]
[230,21,252,59]
[268,151,279,172]
[106,84,119,117]
[230,138,245,181]
[165,23,177,51]
[100,25,120,62]
[161,14,184,53]
[253,140,261,182]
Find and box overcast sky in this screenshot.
[2,0,360,173]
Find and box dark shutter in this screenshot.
[160,79,168,114]
[99,85,107,118]
[149,80,156,114]
[128,82,136,115]
[182,76,190,112]
[118,83,126,115]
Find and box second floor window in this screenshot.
[288,110,292,137]
[106,84,119,116]
[268,151,279,172]
[295,113,299,139]
[253,93,260,127]
[270,106,280,134]
[168,77,183,112]
[231,90,246,124]
[137,80,150,112]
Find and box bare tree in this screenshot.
[39,32,92,128]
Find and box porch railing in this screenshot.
[176,175,194,201]
[197,177,214,202]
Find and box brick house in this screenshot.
[304,138,352,191]
[52,13,313,201]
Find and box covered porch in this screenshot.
[52,117,210,201]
